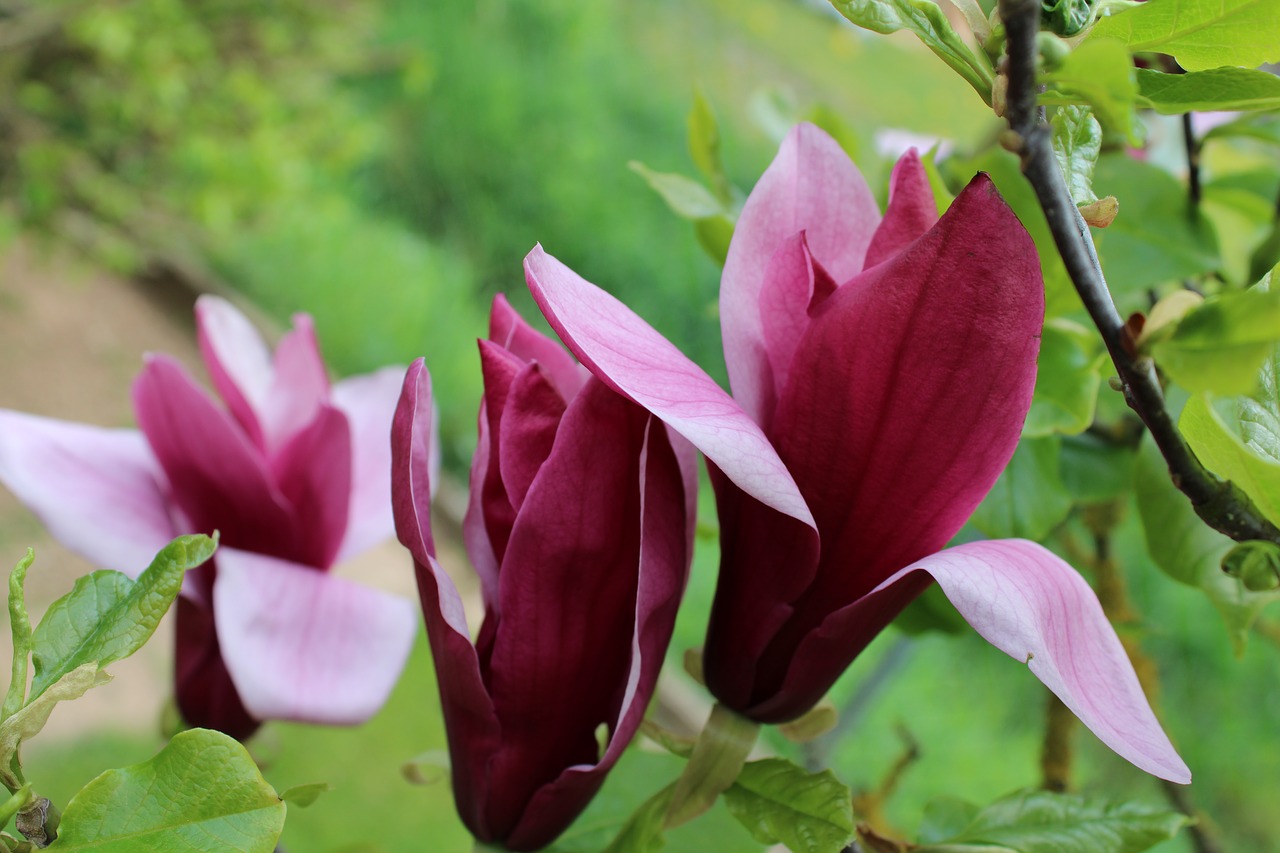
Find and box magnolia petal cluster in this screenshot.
[0,296,417,740]
[525,123,1189,784]
[392,297,696,851]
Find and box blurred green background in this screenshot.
[2,0,1277,851]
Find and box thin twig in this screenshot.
[997,0,1280,547]
[1182,113,1202,211]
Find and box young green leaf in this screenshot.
[829,0,994,102]
[628,162,726,220]
[917,796,981,844]
[279,783,332,808]
[1151,288,1280,395]
[3,551,35,722]
[1051,105,1103,206]
[1181,389,1280,528]
[1137,67,1280,114]
[688,92,732,205]
[1042,40,1141,146]
[721,758,855,853]
[918,788,1189,853]
[29,534,215,702]
[1025,321,1104,437]
[0,664,112,789]
[45,729,285,852]
[970,438,1073,541]
[1088,0,1280,72]
[1134,437,1278,655]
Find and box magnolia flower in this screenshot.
[0,296,417,740]
[392,297,696,851]
[523,123,1190,783]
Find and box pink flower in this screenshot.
[392,297,696,851]
[523,123,1190,783]
[0,296,418,740]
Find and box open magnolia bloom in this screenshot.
[0,296,417,740]
[392,297,697,851]
[523,123,1190,784]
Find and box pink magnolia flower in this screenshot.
[523,123,1190,783]
[392,297,696,851]
[0,296,418,740]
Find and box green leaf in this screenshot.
[0,786,33,829]
[1042,40,1140,146]
[828,0,994,102]
[918,789,1189,853]
[1088,0,1280,72]
[1137,67,1280,114]
[602,785,674,853]
[279,782,331,808]
[688,92,732,204]
[3,551,35,722]
[1050,106,1103,206]
[1133,437,1278,654]
[46,729,285,852]
[1059,434,1136,503]
[694,214,736,268]
[0,664,112,789]
[1181,390,1280,528]
[1201,185,1275,287]
[919,797,981,844]
[29,534,215,701]
[894,583,969,635]
[971,438,1073,541]
[1026,321,1104,437]
[629,162,726,220]
[721,758,855,853]
[1152,288,1280,396]
[1090,154,1219,298]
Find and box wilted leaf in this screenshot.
[0,664,111,788]
[3,551,35,722]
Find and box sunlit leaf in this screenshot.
[722,759,855,853]
[1181,386,1280,528]
[629,162,726,220]
[1152,288,1280,396]
[1134,437,1278,654]
[1042,40,1140,145]
[917,788,1189,852]
[29,535,215,701]
[1137,67,1280,114]
[47,729,285,852]
[1088,0,1280,72]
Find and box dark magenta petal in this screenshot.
[482,378,689,847]
[268,403,352,568]
[260,316,330,454]
[473,341,527,572]
[505,412,689,851]
[391,360,502,835]
[132,354,300,561]
[498,363,567,512]
[489,294,588,402]
[174,583,260,742]
[863,149,940,268]
[720,123,880,422]
[706,174,1043,716]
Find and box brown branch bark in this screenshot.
[997,0,1280,547]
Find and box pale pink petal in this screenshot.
[213,547,417,725]
[797,540,1191,783]
[720,122,879,421]
[195,295,273,448]
[332,366,408,562]
[757,232,834,424]
[524,245,815,530]
[864,149,940,268]
[0,411,176,575]
[262,315,331,453]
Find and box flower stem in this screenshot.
[997,0,1280,548]
[663,702,759,829]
